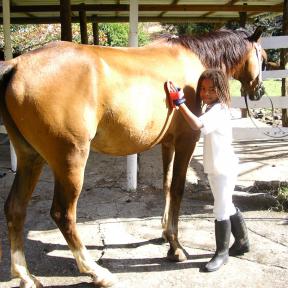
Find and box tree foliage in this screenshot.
[0,24,61,54]
[161,23,218,36]
[98,23,150,47]
[0,23,150,55]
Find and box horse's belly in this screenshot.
[90,110,172,155]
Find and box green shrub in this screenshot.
[99,23,150,47]
[275,185,288,212]
[0,23,150,54]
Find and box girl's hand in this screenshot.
[167,81,186,108]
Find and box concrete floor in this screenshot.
[0,132,288,288]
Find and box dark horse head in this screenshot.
[233,26,266,101]
[164,26,266,101]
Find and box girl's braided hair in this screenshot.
[196,69,231,107]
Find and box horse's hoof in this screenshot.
[92,268,117,287]
[167,247,187,262]
[20,275,43,288]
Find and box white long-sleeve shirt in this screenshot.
[199,103,238,175]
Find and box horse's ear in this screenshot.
[248,26,266,42]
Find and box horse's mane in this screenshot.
[154,29,252,75]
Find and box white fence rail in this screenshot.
[232,96,288,109]
[0,125,6,134]
[231,35,288,141]
[260,36,288,49]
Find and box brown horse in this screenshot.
[0,27,265,287]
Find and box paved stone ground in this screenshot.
[0,125,288,288]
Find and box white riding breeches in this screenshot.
[208,173,237,221]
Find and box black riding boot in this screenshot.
[203,219,231,272]
[229,208,250,256]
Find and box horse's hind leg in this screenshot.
[50,146,115,288]
[4,149,45,288]
[163,137,197,262]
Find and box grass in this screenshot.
[274,184,288,212]
[252,181,288,212]
[229,79,282,97]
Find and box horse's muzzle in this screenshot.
[249,82,266,101]
[242,82,266,101]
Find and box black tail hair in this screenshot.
[0,62,14,122]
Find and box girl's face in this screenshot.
[199,78,219,105]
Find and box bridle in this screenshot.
[247,42,266,100]
[244,43,288,139]
[254,42,263,83]
[243,42,264,115]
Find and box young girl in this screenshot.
[168,69,249,272]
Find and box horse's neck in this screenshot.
[193,39,248,77]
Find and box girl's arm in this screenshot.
[178,103,203,131]
[166,81,203,130]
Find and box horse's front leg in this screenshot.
[162,137,197,262]
[161,142,175,240]
[50,145,116,288]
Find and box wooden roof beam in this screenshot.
[158,0,180,18]
[201,0,240,18]
[10,0,35,19]
[2,4,284,13]
[1,16,247,25]
[248,3,284,18]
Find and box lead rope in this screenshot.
[244,93,288,139]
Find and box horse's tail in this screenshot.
[0,61,19,146]
[0,61,14,91]
[0,61,35,154]
[0,61,15,125]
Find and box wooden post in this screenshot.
[79,3,88,44]
[282,0,288,127]
[127,0,138,192]
[239,3,247,28]
[60,0,72,41]
[239,3,248,118]
[128,0,138,47]
[92,20,99,45]
[3,0,12,60]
